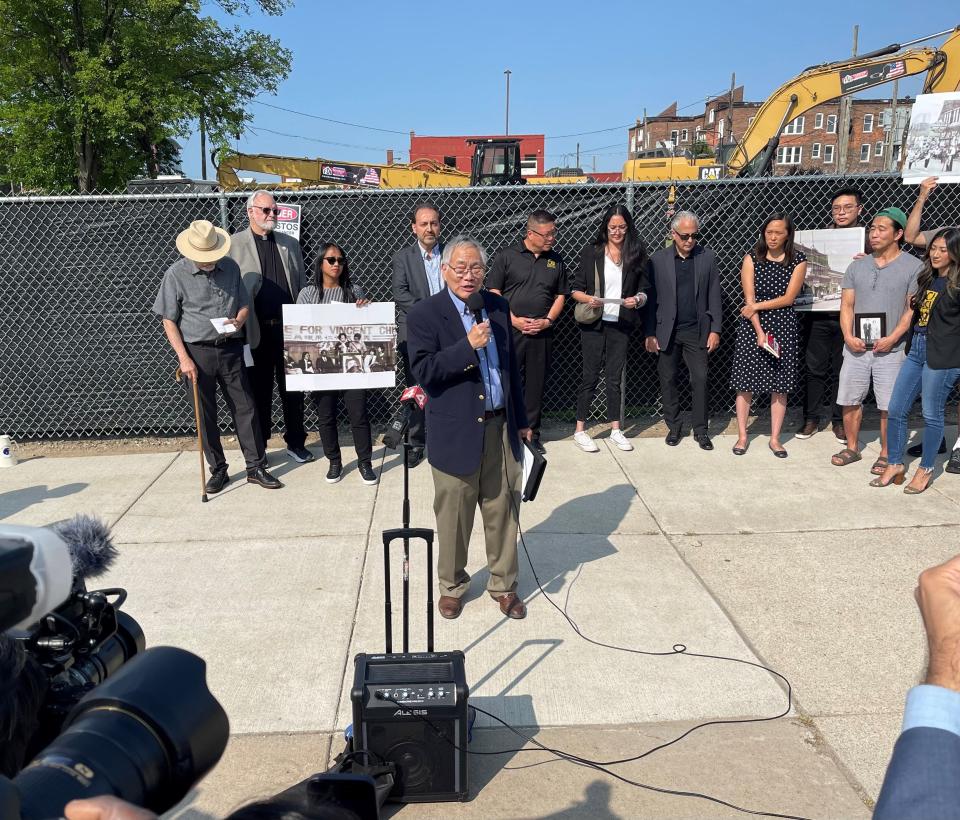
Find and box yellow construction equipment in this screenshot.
[623,25,960,181]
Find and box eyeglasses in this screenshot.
[529,228,558,240]
[251,206,280,216]
[324,256,345,265]
[446,263,486,278]
[673,231,700,241]
[607,225,628,233]
[832,204,859,213]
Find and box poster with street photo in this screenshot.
[903,92,960,184]
[282,302,396,391]
[793,228,865,311]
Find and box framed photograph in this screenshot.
[793,228,865,312]
[281,302,397,391]
[855,313,886,349]
[902,92,960,185]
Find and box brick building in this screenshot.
[628,88,911,176]
[408,133,545,177]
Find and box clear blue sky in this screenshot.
[180,1,955,179]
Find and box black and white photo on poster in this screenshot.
[793,228,865,311]
[903,93,960,184]
[282,303,396,390]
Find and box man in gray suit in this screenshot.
[643,211,722,450]
[230,190,312,463]
[391,201,444,467]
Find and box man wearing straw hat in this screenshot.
[154,220,283,492]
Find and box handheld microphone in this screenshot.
[1,516,116,634]
[383,386,427,450]
[466,291,486,327]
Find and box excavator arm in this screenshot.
[726,26,960,176]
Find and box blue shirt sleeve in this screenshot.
[902,685,960,737]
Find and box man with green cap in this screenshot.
[831,207,921,470]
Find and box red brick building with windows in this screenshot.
[628,87,911,176]
[408,133,545,177]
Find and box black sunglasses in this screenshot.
[251,206,280,216]
[673,231,700,241]
[324,256,345,265]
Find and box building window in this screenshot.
[815,113,824,129]
[521,154,538,176]
[776,146,803,165]
[875,141,884,157]
[783,116,805,135]
[860,144,871,162]
[823,145,835,163]
[863,113,874,133]
[630,135,636,153]
[708,109,715,124]
[826,114,838,134]
[670,129,679,144]
[893,144,903,162]
[811,143,821,159]
[681,128,689,142]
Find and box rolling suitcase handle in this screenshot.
[382,527,435,654]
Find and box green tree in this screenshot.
[691,139,714,159]
[0,0,292,191]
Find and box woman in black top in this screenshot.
[296,242,377,486]
[569,204,649,453]
[874,228,960,493]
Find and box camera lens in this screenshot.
[14,646,229,818]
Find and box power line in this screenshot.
[246,126,402,155]
[252,99,409,135]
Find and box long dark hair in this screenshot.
[753,213,797,264]
[593,203,648,276]
[913,227,960,305]
[312,241,353,294]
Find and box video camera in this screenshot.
[0,518,229,819]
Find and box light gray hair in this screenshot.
[670,210,700,232]
[246,189,276,209]
[441,235,488,267]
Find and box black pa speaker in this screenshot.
[351,651,468,802]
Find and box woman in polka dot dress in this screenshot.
[730,214,808,457]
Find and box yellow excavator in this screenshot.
[623,25,960,181]
[214,138,584,190]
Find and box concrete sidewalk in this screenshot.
[2,422,958,819]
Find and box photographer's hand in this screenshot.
[65,796,157,820]
[916,554,960,693]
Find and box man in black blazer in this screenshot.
[874,553,960,819]
[407,236,532,621]
[391,201,444,467]
[644,211,722,450]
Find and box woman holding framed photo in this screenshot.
[872,228,960,493]
[296,242,377,485]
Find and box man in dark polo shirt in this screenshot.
[154,220,282,492]
[487,209,566,454]
[230,190,311,463]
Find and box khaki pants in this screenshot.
[431,415,521,599]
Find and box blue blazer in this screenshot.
[407,288,528,476]
[874,727,960,819]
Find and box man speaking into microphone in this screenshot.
[407,236,532,621]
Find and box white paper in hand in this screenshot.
[210,317,235,335]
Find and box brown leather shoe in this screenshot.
[438,595,462,620]
[495,592,527,620]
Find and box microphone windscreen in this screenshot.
[52,515,116,579]
[465,292,485,314]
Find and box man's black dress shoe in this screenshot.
[665,428,682,446]
[907,438,946,458]
[694,433,713,451]
[246,467,283,489]
[406,447,425,468]
[205,470,229,494]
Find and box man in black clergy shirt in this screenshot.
[487,209,566,455]
[229,190,311,463]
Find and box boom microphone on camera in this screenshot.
[383,386,427,450]
[54,514,117,583]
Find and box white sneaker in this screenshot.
[609,429,633,451]
[574,431,599,453]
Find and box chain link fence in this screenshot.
[1,174,957,439]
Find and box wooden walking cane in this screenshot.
[176,367,208,502]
